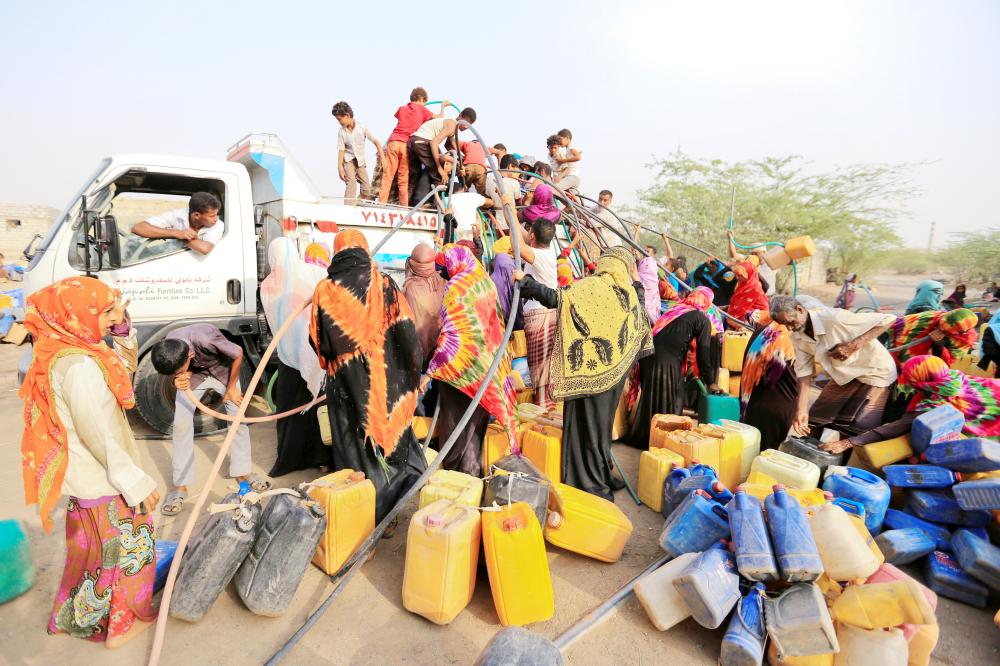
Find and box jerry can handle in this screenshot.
[711,504,729,521]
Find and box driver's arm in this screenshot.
[131,221,188,240]
[186,239,214,255]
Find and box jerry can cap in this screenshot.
[348,471,366,483]
[546,512,563,529]
[501,517,521,531]
[694,489,710,498]
[712,481,726,493]
[772,484,786,492]
[426,514,445,528]
[823,491,834,500]
[954,472,962,481]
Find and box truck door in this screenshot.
[59,167,246,323]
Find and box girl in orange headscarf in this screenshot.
[21,277,159,646]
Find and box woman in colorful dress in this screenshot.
[518,246,653,499]
[21,277,159,647]
[310,229,426,522]
[822,354,1000,453]
[726,255,770,327]
[740,322,800,450]
[424,243,518,477]
[886,308,979,369]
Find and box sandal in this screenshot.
[160,490,188,516]
[243,474,271,492]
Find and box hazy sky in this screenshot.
[2,1,997,248]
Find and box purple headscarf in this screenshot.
[637,257,661,323]
[523,184,561,223]
[491,252,516,321]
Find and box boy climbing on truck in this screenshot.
[408,106,477,204]
[379,88,446,207]
[150,323,270,515]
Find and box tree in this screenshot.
[935,228,1000,281]
[633,151,915,280]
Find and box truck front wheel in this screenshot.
[133,352,252,435]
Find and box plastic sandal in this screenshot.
[161,490,188,516]
[245,474,271,492]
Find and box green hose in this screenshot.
[266,369,278,412]
[426,100,462,113]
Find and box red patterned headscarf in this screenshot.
[20,277,135,532]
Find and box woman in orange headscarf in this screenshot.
[311,229,427,522]
[21,277,159,646]
[727,255,770,326]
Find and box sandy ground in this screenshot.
[1,285,998,665]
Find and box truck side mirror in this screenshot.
[99,215,122,269]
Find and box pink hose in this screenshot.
[147,297,312,666]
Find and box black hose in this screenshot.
[266,121,524,665]
[575,192,719,260]
[506,171,752,331]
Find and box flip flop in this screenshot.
[244,474,271,492]
[160,490,188,516]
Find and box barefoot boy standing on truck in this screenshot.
[332,100,385,202]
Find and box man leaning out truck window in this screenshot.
[130,191,223,255]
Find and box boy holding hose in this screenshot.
[150,324,270,515]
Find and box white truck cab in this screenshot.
[21,132,438,433]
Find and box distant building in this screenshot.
[0,203,60,260]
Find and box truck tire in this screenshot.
[134,352,254,435]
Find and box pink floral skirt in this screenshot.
[47,495,157,641]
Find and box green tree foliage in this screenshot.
[876,248,939,275]
[877,229,999,281]
[634,151,915,273]
[935,228,1000,281]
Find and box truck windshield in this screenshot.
[26,158,112,270]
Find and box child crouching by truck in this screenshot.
[149,323,270,515]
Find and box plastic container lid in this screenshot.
[348,472,366,483]
[823,491,834,500]
[546,512,563,529]
[426,515,445,528]
[772,484,786,492]
[502,517,522,531]
[712,481,726,493]
[954,472,962,481]
[695,489,711,498]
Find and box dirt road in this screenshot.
[0,342,997,665]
